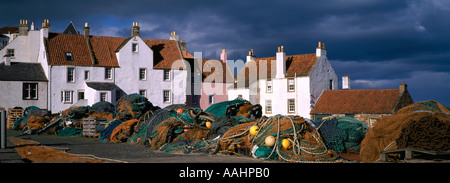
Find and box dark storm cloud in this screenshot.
[1,0,449,105]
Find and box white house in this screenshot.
[228,42,337,118]
[1,19,188,113]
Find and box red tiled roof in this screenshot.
[310,89,402,114]
[90,36,126,67]
[202,59,235,83]
[239,53,317,79]
[46,33,93,66]
[143,39,183,70]
[45,33,183,69]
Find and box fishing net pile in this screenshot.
[115,93,157,120]
[219,115,339,162]
[360,100,450,162]
[147,108,216,150]
[314,116,369,153]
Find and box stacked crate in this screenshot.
[82,117,107,137]
[7,108,24,129]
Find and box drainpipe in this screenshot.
[1,110,6,149]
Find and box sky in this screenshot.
[1,0,449,106]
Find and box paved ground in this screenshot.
[1,130,266,163]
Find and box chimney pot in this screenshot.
[399,82,407,93]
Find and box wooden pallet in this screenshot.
[82,117,107,137]
[381,148,450,162]
[7,108,24,129]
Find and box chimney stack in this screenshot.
[169,31,179,41]
[246,49,254,62]
[276,46,286,79]
[180,40,187,50]
[399,81,407,93]
[84,22,90,38]
[131,22,140,37]
[19,19,29,36]
[4,55,11,66]
[316,41,327,57]
[220,49,227,62]
[342,76,350,89]
[40,19,50,38]
[30,22,35,30]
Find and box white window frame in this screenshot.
[132,43,139,52]
[139,68,147,80]
[67,67,75,82]
[78,90,85,101]
[105,67,112,80]
[163,69,170,81]
[100,92,107,102]
[288,99,295,113]
[23,83,38,100]
[61,91,73,104]
[265,99,272,114]
[266,80,272,93]
[288,78,295,92]
[163,90,171,103]
[84,70,90,80]
[139,89,146,97]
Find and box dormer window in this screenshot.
[65,52,73,61]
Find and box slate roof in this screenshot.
[85,82,116,91]
[0,26,19,34]
[0,62,48,81]
[310,89,403,114]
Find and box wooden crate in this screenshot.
[82,117,107,137]
[7,108,24,129]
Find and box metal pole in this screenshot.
[1,110,6,149]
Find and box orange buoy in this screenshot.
[177,108,184,114]
[205,121,212,128]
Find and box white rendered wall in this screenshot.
[0,81,48,110]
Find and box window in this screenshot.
[65,52,73,61]
[105,68,112,79]
[163,70,170,81]
[61,91,73,104]
[329,79,333,90]
[78,91,85,100]
[288,99,295,113]
[265,100,272,114]
[7,49,14,57]
[132,43,138,52]
[23,83,38,100]
[288,78,295,92]
[139,68,147,80]
[139,90,146,97]
[266,80,272,93]
[163,90,170,103]
[100,92,107,102]
[209,95,215,105]
[84,70,90,80]
[67,67,75,82]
